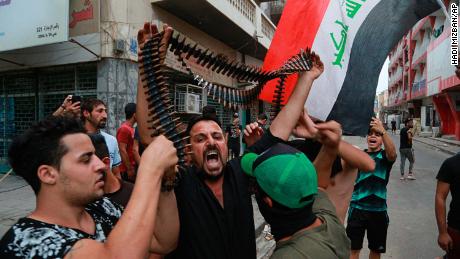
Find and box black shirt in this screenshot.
[0,198,123,259]
[167,130,284,259]
[167,160,256,259]
[436,153,460,231]
[400,127,412,149]
[226,124,242,145]
[104,179,134,208]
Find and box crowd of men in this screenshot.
[0,22,458,259]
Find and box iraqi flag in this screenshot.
[260,0,441,135]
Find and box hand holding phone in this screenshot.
[71,95,82,104]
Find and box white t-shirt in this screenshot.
[100,131,122,168]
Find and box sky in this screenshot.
[376,57,389,94]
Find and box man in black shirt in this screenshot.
[88,133,134,207]
[399,118,415,180]
[391,119,396,134]
[136,22,325,259]
[226,113,242,158]
[435,153,460,258]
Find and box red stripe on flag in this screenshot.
[260,0,330,104]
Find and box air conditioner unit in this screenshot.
[113,39,125,54]
[185,93,200,114]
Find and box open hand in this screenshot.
[243,122,264,147]
[137,22,173,64]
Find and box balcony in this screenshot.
[265,0,285,25]
[412,37,429,66]
[152,0,276,59]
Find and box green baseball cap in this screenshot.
[241,143,318,209]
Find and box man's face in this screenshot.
[258,118,267,126]
[407,121,413,128]
[367,130,383,151]
[57,133,106,205]
[190,120,228,180]
[87,104,107,129]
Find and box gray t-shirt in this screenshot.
[271,190,351,259]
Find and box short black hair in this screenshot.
[8,116,85,194]
[258,113,268,120]
[88,134,109,159]
[186,114,222,136]
[81,98,106,118]
[202,105,217,116]
[202,105,218,121]
[124,103,136,120]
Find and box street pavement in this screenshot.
[0,134,457,258]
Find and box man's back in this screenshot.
[272,191,350,259]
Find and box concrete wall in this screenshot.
[97,58,138,135]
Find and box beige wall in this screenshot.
[99,1,252,87]
[154,6,239,86]
[100,0,154,60]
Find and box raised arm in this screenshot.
[64,135,178,259]
[137,23,173,146]
[270,53,324,141]
[371,117,397,161]
[312,121,342,189]
[338,141,375,171]
[149,190,180,254]
[135,22,179,254]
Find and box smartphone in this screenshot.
[71,95,82,103]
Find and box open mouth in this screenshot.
[368,138,378,145]
[206,149,219,161]
[204,149,221,168]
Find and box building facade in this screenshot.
[0,0,279,172]
[384,0,459,139]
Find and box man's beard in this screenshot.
[98,121,107,129]
[195,145,226,182]
[201,170,224,182]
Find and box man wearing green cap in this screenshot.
[241,120,350,258]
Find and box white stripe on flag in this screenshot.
[306,0,380,120]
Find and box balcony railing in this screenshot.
[151,0,276,59]
[261,14,275,39]
[228,0,256,25]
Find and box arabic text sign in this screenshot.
[0,0,69,52]
[69,0,99,37]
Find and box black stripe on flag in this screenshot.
[327,0,440,136]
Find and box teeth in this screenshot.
[207,150,218,156]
